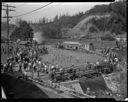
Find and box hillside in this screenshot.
[67,14,110,39]
[29,1,126,40]
[5,1,126,42]
[67,1,126,39]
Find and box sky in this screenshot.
[2,2,112,24]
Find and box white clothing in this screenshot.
[38,61,41,65]
[24,71,27,76]
[104,59,107,62]
[96,62,99,65]
[115,58,118,62]
[51,65,54,69]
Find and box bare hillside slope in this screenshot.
[67,14,110,39]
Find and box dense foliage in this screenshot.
[90,1,126,34]
[31,12,84,39]
[10,20,34,41]
[101,33,115,41]
[89,26,98,33]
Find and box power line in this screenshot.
[13,2,53,18]
[38,3,62,14]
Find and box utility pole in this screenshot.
[2,4,16,57]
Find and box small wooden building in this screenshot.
[18,41,32,48]
[62,41,82,50]
[62,41,95,51]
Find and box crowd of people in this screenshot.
[1,41,126,100]
[1,43,52,80]
[1,40,124,83]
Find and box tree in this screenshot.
[11,20,34,41]
[101,33,115,41]
[88,1,126,34]
[15,18,22,27]
[10,27,21,41]
[42,17,46,24]
[53,15,59,22]
[89,26,98,33]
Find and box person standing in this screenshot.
[86,88,91,95]
[72,69,76,80]
[33,61,36,72]
[37,60,40,78]
[23,69,27,80]
[9,62,13,72]
[44,63,47,73]
[19,61,22,72]
[28,62,31,71]
[1,63,4,73]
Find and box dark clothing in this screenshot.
[15,57,18,63]
[50,73,54,80]
[24,57,29,63]
[24,63,28,69]
[19,63,22,72]
[34,66,37,72]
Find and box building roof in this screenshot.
[19,41,31,45]
[63,41,81,45]
[116,34,126,38]
[19,41,28,45]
